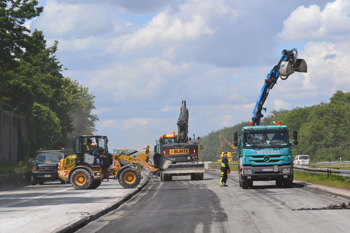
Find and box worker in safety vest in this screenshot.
[84,139,93,155]
[220,152,230,187]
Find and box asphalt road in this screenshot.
[77,170,350,233]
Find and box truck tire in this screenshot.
[31,175,37,185]
[284,180,293,188]
[118,167,141,188]
[241,180,252,189]
[71,168,93,190]
[191,174,198,180]
[276,180,283,186]
[198,173,204,180]
[163,174,172,181]
[89,179,102,189]
[59,178,66,184]
[38,179,44,185]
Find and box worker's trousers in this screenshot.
[220,171,227,184]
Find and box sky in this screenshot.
[27,0,350,151]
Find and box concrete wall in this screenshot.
[0,110,26,162]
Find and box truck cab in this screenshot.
[234,122,298,189]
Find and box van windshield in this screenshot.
[299,155,309,160]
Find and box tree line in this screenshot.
[0,0,97,159]
[199,91,350,162]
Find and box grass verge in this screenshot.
[209,163,238,171]
[294,171,350,188]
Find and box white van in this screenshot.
[294,155,310,166]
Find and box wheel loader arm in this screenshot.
[113,145,173,172]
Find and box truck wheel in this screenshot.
[276,180,283,186]
[284,180,293,188]
[241,180,251,189]
[191,174,198,180]
[89,180,102,189]
[118,167,141,188]
[59,178,66,184]
[163,174,172,181]
[38,179,44,185]
[198,173,204,180]
[71,169,93,190]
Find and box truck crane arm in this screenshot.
[252,48,307,125]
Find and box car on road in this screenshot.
[31,149,67,185]
[294,155,310,166]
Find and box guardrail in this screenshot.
[294,166,350,178]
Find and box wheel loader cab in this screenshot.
[64,135,112,169]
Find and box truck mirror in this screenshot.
[200,145,204,150]
[293,131,298,140]
[294,140,298,145]
[233,132,238,146]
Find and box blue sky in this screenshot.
[30,0,350,151]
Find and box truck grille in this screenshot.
[38,166,56,171]
[249,155,284,164]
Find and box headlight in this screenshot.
[244,169,252,175]
[282,168,291,174]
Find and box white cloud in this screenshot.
[276,0,350,42]
[28,0,350,150]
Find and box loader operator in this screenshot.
[84,139,93,155]
[220,152,230,187]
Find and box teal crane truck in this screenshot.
[233,49,307,189]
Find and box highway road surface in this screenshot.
[1,170,350,233]
[78,170,350,233]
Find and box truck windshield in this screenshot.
[243,130,289,148]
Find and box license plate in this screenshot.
[44,175,51,178]
[169,149,189,154]
[261,168,273,172]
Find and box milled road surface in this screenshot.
[0,177,148,233]
[77,170,350,233]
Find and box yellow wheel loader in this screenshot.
[58,134,172,190]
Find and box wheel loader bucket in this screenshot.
[153,153,174,170]
[280,59,307,77]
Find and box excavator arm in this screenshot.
[177,100,189,143]
[219,134,237,150]
[252,48,307,125]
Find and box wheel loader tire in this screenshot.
[89,179,102,189]
[71,168,93,190]
[118,167,141,188]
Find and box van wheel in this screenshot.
[71,169,93,190]
[31,175,37,185]
[118,167,141,188]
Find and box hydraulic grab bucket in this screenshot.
[153,153,174,170]
[280,58,307,77]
